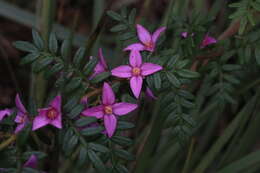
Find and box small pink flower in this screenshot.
[32,95,62,130]
[24,155,38,169]
[89,48,108,79]
[124,24,166,52]
[145,87,157,100]
[80,96,88,105]
[82,82,137,138]
[0,108,12,121]
[15,94,29,133]
[181,32,194,38]
[200,34,217,48]
[111,51,162,98]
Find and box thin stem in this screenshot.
[182,138,196,173]
[0,135,16,151]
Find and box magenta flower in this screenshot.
[89,48,108,79]
[124,24,166,52]
[82,82,138,138]
[181,32,194,38]
[200,34,217,48]
[145,87,157,100]
[15,94,29,133]
[32,95,62,130]
[24,155,38,169]
[0,108,12,121]
[111,51,162,98]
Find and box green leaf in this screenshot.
[44,62,64,78]
[61,39,70,60]
[83,57,98,76]
[65,77,82,92]
[177,69,200,78]
[114,149,135,161]
[222,64,241,71]
[153,73,162,90]
[110,24,128,32]
[239,17,248,35]
[115,164,129,173]
[21,167,39,173]
[77,147,88,166]
[89,143,109,153]
[66,135,78,154]
[75,117,97,127]
[111,136,133,146]
[32,29,44,50]
[20,53,40,65]
[88,150,106,173]
[218,150,260,173]
[117,121,135,130]
[223,74,240,84]
[49,32,58,54]
[119,32,136,41]
[17,124,31,147]
[255,48,260,65]
[73,47,86,68]
[166,71,181,88]
[128,8,136,24]
[64,96,80,112]
[81,126,104,136]
[32,56,53,73]
[251,2,260,11]
[90,72,111,83]
[13,41,38,53]
[107,11,122,21]
[68,104,85,119]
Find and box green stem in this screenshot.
[182,138,196,173]
[0,135,16,151]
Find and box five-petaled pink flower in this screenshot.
[111,51,162,98]
[89,48,108,79]
[124,24,166,52]
[15,94,29,133]
[0,108,12,121]
[82,82,138,138]
[32,95,62,130]
[200,34,217,48]
[24,155,38,169]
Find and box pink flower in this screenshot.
[124,24,166,52]
[24,155,38,169]
[200,34,217,48]
[181,32,194,38]
[111,51,162,98]
[15,94,29,133]
[0,108,12,121]
[89,48,108,79]
[32,95,62,130]
[82,82,138,138]
[145,87,157,100]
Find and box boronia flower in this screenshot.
[82,82,138,137]
[200,34,217,48]
[0,108,12,121]
[111,51,162,98]
[32,95,62,130]
[15,94,29,133]
[24,155,38,169]
[124,24,166,52]
[89,48,108,79]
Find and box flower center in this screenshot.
[47,108,58,120]
[144,41,153,49]
[132,67,141,76]
[104,106,113,115]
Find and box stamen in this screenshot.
[104,106,113,114]
[47,108,58,120]
[132,67,141,76]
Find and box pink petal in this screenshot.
[32,109,50,131]
[141,63,162,76]
[130,76,143,98]
[104,114,117,138]
[112,102,138,116]
[152,26,166,43]
[50,113,62,129]
[14,113,26,123]
[111,65,132,78]
[181,32,188,38]
[50,95,61,112]
[80,96,88,105]
[0,109,12,121]
[136,24,152,45]
[200,35,217,48]
[102,82,115,105]
[15,94,27,113]
[24,155,38,169]
[15,122,26,134]
[129,51,142,67]
[124,43,145,51]
[145,87,157,100]
[81,105,104,119]
[99,48,108,69]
